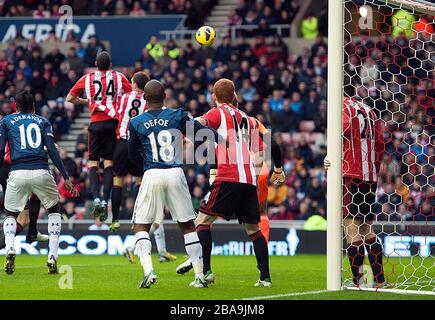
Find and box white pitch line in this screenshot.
[17,263,129,269]
[239,289,329,300]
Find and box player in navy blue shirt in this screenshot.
[129,98,217,172]
[128,80,217,288]
[0,91,78,275]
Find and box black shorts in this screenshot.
[199,181,260,224]
[0,162,11,193]
[113,139,143,177]
[343,177,377,220]
[88,120,118,161]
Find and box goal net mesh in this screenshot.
[342,0,434,293]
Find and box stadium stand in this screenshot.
[0,0,433,225]
[0,0,216,29]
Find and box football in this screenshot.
[195,25,216,46]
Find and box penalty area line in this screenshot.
[239,289,329,300]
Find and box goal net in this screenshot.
[328,0,434,295]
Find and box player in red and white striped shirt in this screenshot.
[342,97,384,182]
[194,79,272,287]
[324,86,386,288]
[111,72,148,231]
[67,51,131,221]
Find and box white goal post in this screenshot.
[327,0,434,294]
[326,0,344,291]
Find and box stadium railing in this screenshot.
[159,24,292,41]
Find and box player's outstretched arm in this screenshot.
[269,133,285,185]
[66,93,88,106]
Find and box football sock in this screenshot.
[250,230,270,280]
[0,224,22,250]
[365,237,385,284]
[48,213,62,260]
[347,240,365,285]
[153,224,167,256]
[135,231,153,274]
[111,185,122,222]
[184,231,204,279]
[28,195,41,236]
[102,166,113,202]
[259,215,270,242]
[89,166,100,200]
[0,222,23,250]
[196,224,212,274]
[3,216,16,253]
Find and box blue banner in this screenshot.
[0,16,183,66]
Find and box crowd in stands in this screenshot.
[343,28,434,222]
[0,4,433,223]
[0,0,215,28]
[226,0,302,37]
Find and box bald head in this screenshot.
[144,79,165,107]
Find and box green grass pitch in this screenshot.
[0,254,433,300]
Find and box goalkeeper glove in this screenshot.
[270,167,285,186]
[209,169,218,186]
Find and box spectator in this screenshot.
[228,9,242,26]
[258,6,276,36]
[191,186,203,211]
[146,35,164,61]
[290,91,303,115]
[44,73,63,100]
[50,97,71,137]
[306,177,326,208]
[297,136,314,168]
[138,48,155,69]
[268,89,285,112]
[66,47,84,75]
[84,35,106,67]
[391,9,416,38]
[60,149,79,179]
[215,36,232,64]
[33,4,49,18]
[130,1,145,16]
[239,79,256,102]
[273,99,297,132]
[301,13,319,40]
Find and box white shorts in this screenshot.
[133,167,196,225]
[5,169,59,213]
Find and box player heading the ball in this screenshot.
[67,51,132,222]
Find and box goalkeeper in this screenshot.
[324,85,386,288]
